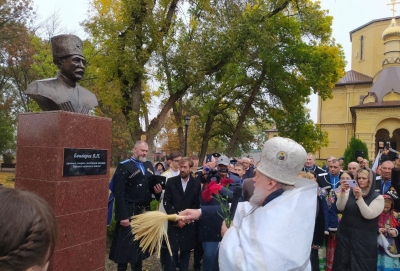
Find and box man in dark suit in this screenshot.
[109,141,162,271]
[302,153,326,175]
[317,158,342,232]
[164,157,201,271]
[375,161,400,210]
[242,157,254,179]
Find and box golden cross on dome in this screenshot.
[388,0,400,18]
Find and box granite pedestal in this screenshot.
[15,111,112,271]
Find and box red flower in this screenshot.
[220,177,233,187]
[208,181,222,195]
[202,188,213,202]
[202,180,222,202]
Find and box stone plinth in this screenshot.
[15,111,112,271]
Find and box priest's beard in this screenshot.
[249,188,265,207]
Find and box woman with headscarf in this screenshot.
[333,168,384,271]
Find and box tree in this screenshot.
[0,0,33,155]
[269,105,329,153]
[0,101,14,154]
[184,0,344,158]
[83,0,345,162]
[0,0,33,43]
[343,137,369,170]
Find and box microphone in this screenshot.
[230,186,242,221]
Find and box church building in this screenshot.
[318,9,400,161]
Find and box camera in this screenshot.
[198,167,229,184]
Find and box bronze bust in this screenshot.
[25,34,98,114]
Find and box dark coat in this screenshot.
[313,197,325,246]
[164,175,201,252]
[198,187,233,242]
[375,176,400,210]
[333,171,380,271]
[242,167,254,179]
[302,165,326,175]
[317,172,342,231]
[317,172,342,189]
[242,178,254,201]
[109,159,160,264]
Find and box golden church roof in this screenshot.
[382,18,400,40]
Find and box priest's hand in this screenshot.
[153,184,162,194]
[221,221,228,238]
[179,209,201,221]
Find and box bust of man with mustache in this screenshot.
[25,34,98,114]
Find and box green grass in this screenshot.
[0,172,15,188]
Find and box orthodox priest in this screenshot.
[109,141,162,271]
[180,137,317,270]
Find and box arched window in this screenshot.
[360,36,364,60]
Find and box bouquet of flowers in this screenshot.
[201,177,234,227]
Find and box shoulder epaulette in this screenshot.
[120,159,130,164]
[376,176,382,180]
[318,173,328,176]
[317,166,325,171]
[161,169,170,176]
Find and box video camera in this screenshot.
[198,166,229,184]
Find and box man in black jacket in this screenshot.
[375,161,400,210]
[303,153,326,175]
[164,157,201,271]
[109,141,162,271]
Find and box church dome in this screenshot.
[382,18,400,40]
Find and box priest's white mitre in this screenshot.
[219,177,317,271]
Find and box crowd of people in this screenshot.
[108,141,259,271]
[301,151,400,271]
[107,140,400,271]
[3,137,400,271]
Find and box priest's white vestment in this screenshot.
[219,178,317,271]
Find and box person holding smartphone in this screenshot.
[333,168,384,271]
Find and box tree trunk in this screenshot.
[146,133,156,164]
[172,101,184,153]
[227,69,266,157]
[198,114,215,165]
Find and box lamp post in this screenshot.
[184,116,190,156]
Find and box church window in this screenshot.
[360,36,364,60]
[383,90,400,101]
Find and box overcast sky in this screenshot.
[32,0,395,122]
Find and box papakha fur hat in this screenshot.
[51,34,84,62]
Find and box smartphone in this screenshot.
[206,154,212,163]
[345,180,357,188]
